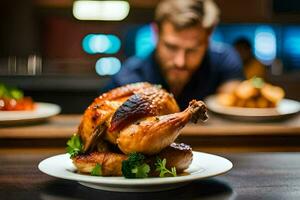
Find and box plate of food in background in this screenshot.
[205,77,300,121]
[0,83,61,125]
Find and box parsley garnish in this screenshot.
[122,152,151,178]
[66,134,83,158]
[91,163,102,176]
[155,158,177,177]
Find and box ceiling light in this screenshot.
[73,0,130,21]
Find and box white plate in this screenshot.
[38,152,233,192]
[0,102,61,125]
[205,95,300,121]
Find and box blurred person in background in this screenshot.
[233,37,266,79]
[105,0,243,109]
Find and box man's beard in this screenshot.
[165,67,190,83]
[163,67,192,95]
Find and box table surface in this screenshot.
[1,113,300,138]
[1,150,300,200]
[1,114,300,153]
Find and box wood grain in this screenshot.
[1,150,300,199]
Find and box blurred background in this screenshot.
[1,0,300,113]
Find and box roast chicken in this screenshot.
[71,82,208,177]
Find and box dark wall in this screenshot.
[0,0,39,57]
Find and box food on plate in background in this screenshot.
[66,82,208,178]
[217,77,285,108]
[0,83,35,111]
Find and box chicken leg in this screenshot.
[117,100,208,155]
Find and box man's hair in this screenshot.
[155,0,220,30]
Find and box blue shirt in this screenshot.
[105,42,243,109]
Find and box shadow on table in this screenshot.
[40,179,235,200]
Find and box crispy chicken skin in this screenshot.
[78,82,152,152]
[73,152,127,176]
[73,143,193,176]
[104,86,180,144]
[78,82,180,152]
[109,86,179,132]
[117,100,207,155]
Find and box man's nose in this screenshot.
[174,50,186,68]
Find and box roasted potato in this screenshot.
[217,77,284,108]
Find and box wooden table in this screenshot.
[1,150,300,199]
[1,114,300,152]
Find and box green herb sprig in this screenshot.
[91,163,102,176]
[66,134,83,158]
[155,158,177,177]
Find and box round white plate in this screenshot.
[205,95,300,121]
[38,152,233,192]
[0,102,61,125]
